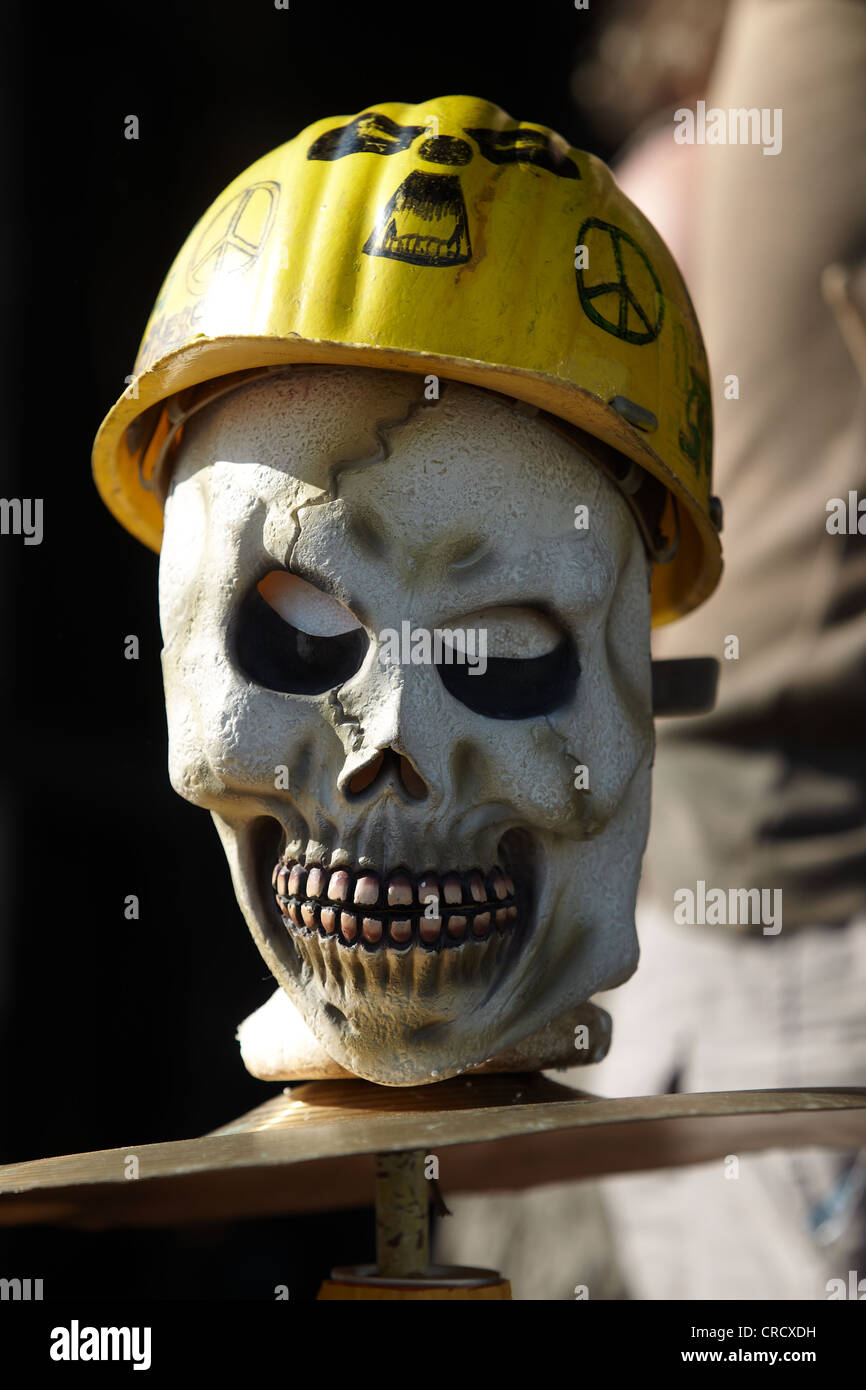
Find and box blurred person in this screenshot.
[437,0,866,1299]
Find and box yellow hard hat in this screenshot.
[92,95,722,624]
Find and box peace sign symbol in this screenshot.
[575,218,664,345]
[186,181,280,294]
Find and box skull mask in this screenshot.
[159,366,654,1086]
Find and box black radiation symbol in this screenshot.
[575,217,664,345]
[363,172,471,267]
[186,181,280,294]
[306,113,581,270]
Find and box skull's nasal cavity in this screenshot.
[347,748,428,801]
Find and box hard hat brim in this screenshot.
[93,334,721,626]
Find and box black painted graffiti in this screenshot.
[307,112,426,161]
[679,366,711,477]
[575,217,664,345]
[363,172,471,267]
[417,135,473,166]
[464,127,580,179]
[137,301,203,373]
[307,113,581,269]
[307,112,580,178]
[186,181,280,295]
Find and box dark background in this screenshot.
[0,0,608,1298]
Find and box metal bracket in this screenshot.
[652,656,719,716]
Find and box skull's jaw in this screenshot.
[215,810,617,1086]
[271,852,526,1052]
[238,986,613,1082]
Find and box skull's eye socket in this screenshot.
[233,572,367,695]
[436,608,579,720]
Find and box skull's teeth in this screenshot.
[353,875,380,907]
[387,875,413,907]
[340,911,358,942]
[361,917,382,944]
[320,906,337,934]
[305,865,327,899]
[271,858,519,950]
[442,875,462,906]
[328,869,352,903]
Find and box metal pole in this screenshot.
[374,1149,429,1277]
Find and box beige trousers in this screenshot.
[435,909,866,1300]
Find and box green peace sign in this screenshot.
[186,182,280,295]
[575,217,664,345]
